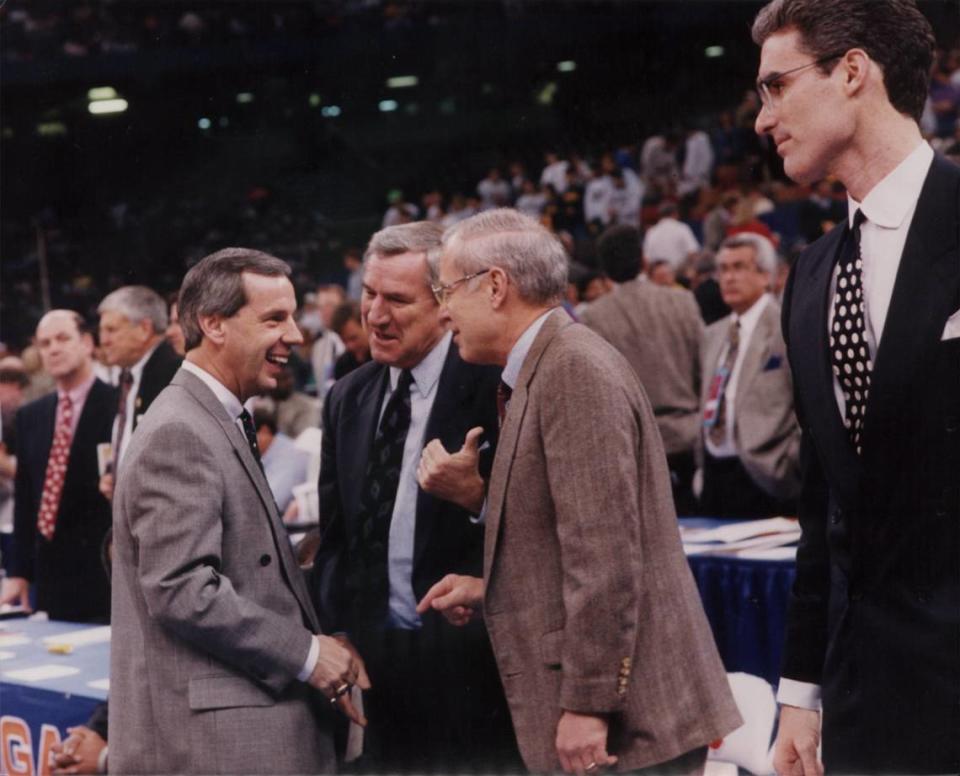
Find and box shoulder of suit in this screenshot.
[704,314,732,337]
[326,359,385,403]
[15,392,56,423]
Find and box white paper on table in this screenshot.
[4,664,80,682]
[0,634,30,648]
[41,625,111,648]
[683,531,801,556]
[736,545,798,561]
[0,650,16,661]
[87,678,111,691]
[680,517,799,544]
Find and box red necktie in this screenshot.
[37,394,74,540]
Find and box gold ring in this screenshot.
[329,682,351,703]
[585,763,598,774]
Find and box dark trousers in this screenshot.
[348,624,521,775]
[700,452,796,519]
[668,450,698,517]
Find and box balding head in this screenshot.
[35,310,94,389]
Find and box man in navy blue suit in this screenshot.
[0,311,115,622]
[753,1,959,773]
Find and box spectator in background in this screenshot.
[642,201,701,274]
[331,301,370,380]
[382,190,420,228]
[581,224,703,515]
[476,167,511,209]
[647,259,678,287]
[699,234,800,518]
[441,193,478,228]
[679,127,715,198]
[798,179,847,244]
[514,179,548,219]
[539,150,569,193]
[0,311,116,621]
[0,359,28,567]
[691,254,732,325]
[310,284,346,398]
[703,192,741,252]
[641,131,680,197]
[254,404,310,516]
[268,366,320,439]
[344,247,364,301]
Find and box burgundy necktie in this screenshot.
[38,395,74,540]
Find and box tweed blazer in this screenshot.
[482,308,741,773]
[700,298,800,499]
[110,369,333,775]
[580,279,703,456]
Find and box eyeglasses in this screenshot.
[431,269,489,304]
[756,52,845,110]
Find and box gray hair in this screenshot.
[178,247,291,351]
[97,286,168,334]
[364,221,444,285]
[719,233,778,276]
[439,209,568,305]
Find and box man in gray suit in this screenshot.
[110,248,363,775]
[419,210,740,775]
[580,224,703,514]
[699,234,801,518]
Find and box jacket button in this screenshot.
[831,508,843,525]
[945,416,959,434]
[259,554,271,567]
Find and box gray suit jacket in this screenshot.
[482,309,740,772]
[110,369,334,774]
[580,279,703,456]
[700,298,801,499]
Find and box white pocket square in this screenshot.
[942,308,960,341]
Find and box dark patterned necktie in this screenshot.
[351,369,414,626]
[110,369,134,474]
[496,380,513,427]
[830,209,871,455]
[708,319,740,447]
[238,408,264,471]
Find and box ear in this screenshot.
[198,313,227,346]
[839,48,871,98]
[488,267,509,310]
[80,332,95,358]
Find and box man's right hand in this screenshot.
[773,705,823,776]
[0,576,31,611]
[98,472,114,503]
[307,634,368,726]
[416,574,484,626]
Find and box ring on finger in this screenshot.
[329,682,351,704]
[585,762,599,774]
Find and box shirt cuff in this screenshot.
[777,678,821,709]
[471,498,487,525]
[297,635,319,682]
[97,746,109,774]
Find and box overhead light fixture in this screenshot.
[378,100,399,113]
[88,87,118,101]
[386,75,418,89]
[236,92,254,104]
[37,121,68,137]
[308,93,322,108]
[557,61,576,73]
[88,99,129,115]
[705,46,725,58]
[320,105,341,118]
[537,82,558,105]
[198,117,212,130]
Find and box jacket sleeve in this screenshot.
[7,409,38,580]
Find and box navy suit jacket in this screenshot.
[7,379,117,622]
[133,340,182,431]
[781,154,959,773]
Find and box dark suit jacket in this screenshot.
[7,379,116,622]
[781,154,960,773]
[133,340,181,430]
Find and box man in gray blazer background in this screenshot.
[110,248,362,774]
[419,210,740,775]
[579,225,703,514]
[699,233,800,518]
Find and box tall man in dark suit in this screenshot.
[753,1,959,772]
[313,222,516,774]
[0,311,116,622]
[96,285,181,500]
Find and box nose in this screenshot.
[366,294,390,326]
[283,318,304,345]
[755,102,775,136]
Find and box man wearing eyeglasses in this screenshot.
[311,221,517,774]
[753,1,959,774]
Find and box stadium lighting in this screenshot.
[87,87,118,101]
[236,92,255,104]
[88,99,129,115]
[37,122,68,137]
[705,46,725,58]
[308,94,322,107]
[198,117,212,130]
[378,100,399,113]
[556,61,576,73]
[386,75,418,89]
[320,105,342,118]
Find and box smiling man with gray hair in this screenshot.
[418,208,740,775]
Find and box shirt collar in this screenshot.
[848,141,933,229]
[181,360,245,420]
[389,330,452,397]
[502,308,555,390]
[732,292,771,338]
[58,372,97,406]
[130,340,162,383]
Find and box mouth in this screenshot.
[370,330,397,344]
[265,352,289,367]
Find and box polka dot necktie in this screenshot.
[37,394,74,540]
[830,209,871,455]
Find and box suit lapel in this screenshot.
[174,370,318,629]
[701,319,728,406]
[862,156,960,457]
[484,308,572,579]
[734,303,775,401]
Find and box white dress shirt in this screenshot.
[180,360,319,681]
[705,293,772,459]
[114,341,160,466]
[383,331,453,629]
[642,217,701,271]
[779,140,934,711]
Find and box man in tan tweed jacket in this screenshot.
[417,209,741,775]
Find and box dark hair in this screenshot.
[330,301,361,336]
[596,224,642,284]
[178,248,290,351]
[751,0,934,122]
[0,367,28,387]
